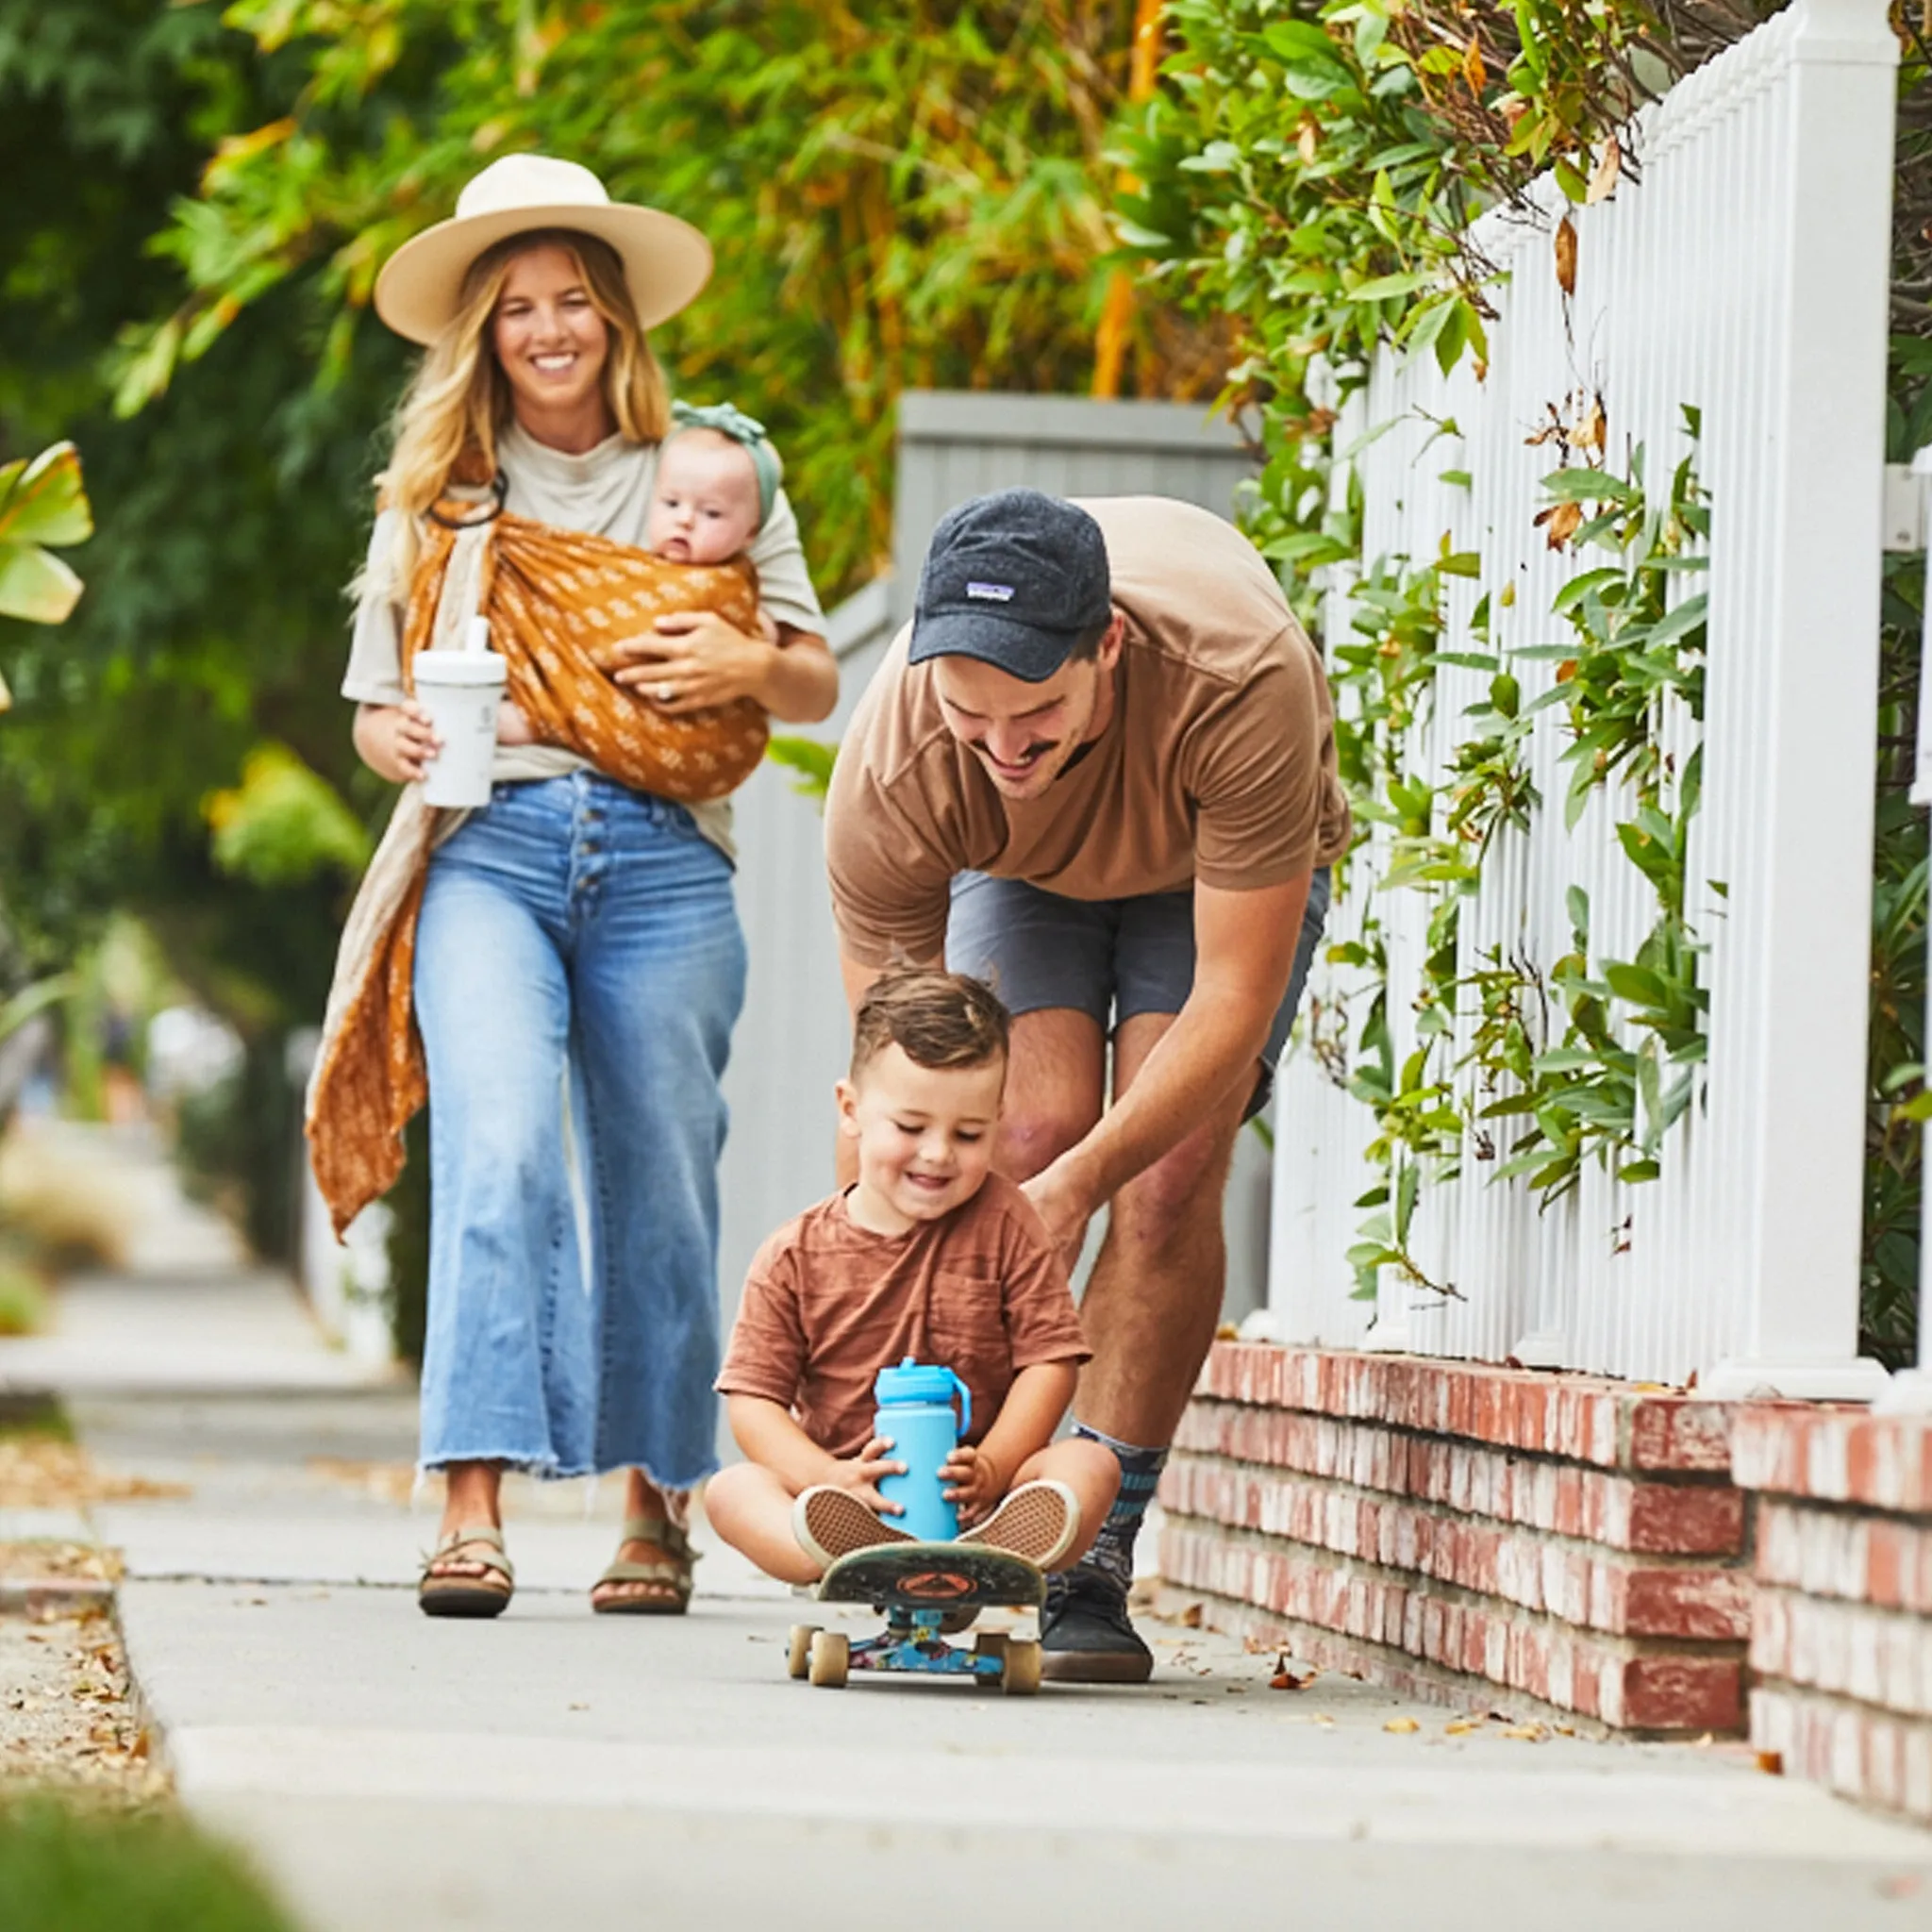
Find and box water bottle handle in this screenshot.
[948,1369,971,1441]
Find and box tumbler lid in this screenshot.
[873,1357,958,1405]
[872,1357,970,1434]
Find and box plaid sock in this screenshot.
[1074,1424,1168,1588]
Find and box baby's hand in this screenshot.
[941,1445,1005,1525]
[832,1435,906,1516]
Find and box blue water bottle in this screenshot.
[872,1357,972,1541]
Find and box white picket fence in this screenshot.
[1269,0,1899,1394]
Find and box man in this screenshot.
[824,489,1351,1680]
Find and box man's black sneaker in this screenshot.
[1039,1564,1154,1683]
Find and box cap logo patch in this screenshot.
[965,581,1014,602]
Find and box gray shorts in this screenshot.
[944,867,1332,1121]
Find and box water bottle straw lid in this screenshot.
[873,1356,971,1438]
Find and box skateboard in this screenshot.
[787,1541,1046,1694]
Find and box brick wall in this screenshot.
[1732,1407,1932,1824]
[1158,1343,1753,1735]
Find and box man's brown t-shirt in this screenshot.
[824,495,1353,967]
[716,1174,1090,1460]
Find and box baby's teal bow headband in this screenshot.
[669,400,782,526]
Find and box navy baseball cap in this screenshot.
[908,489,1112,683]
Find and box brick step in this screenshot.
[1732,1407,1932,1511]
[1753,1585,1932,1717]
[1149,1583,1624,1738]
[1174,1401,1743,1555]
[1197,1342,1735,1473]
[1160,1515,1743,1733]
[1162,1456,1750,1639]
[1756,1497,1932,1613]
[1752,1682,1932,1824]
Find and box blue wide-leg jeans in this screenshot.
[412,774,746,1487]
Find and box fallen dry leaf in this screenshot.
[1177,1601,1203,1628]
[1444,1719,1479,1736]
[1270,1667,1317,1691]
[1500,1723,1548,1742]
[0,1437,187,1508]
[1555,214,1577,296]
[1756,1750,1785,1776]
[1384,1716,1421,1734]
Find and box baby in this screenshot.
[644,400,782,566]
[494,399,780,750]
[705,970,1119,1582]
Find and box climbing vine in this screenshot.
[1326,427,1709,1299]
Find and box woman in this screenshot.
[337,154,836,1614]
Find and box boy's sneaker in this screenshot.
[792,1486,914,1569]
[1039,1563,1154,1683]
[958,1479,1080,1570]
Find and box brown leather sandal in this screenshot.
[419,1524,514,1619]
[590,1515,698,1615]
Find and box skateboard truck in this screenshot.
[786,1542,1045,1694]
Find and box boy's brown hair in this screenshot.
[850,970,1010,1078]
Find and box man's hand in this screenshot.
[354,701,441,785]
[831,1434,907,1515]
[1021,1158,1098,1265]
[940,1443,1006,1525]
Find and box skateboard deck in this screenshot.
[790,1541,1047,1693]
[815,1541,1044,1613]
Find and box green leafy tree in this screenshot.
[117,0,1221,600]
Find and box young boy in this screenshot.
[706,971,1119,1582]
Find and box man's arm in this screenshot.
[1024,871,1310,1247]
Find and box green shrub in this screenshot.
[0,1258,48,1336]
[0,1796,293,1932]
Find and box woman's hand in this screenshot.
[608,609,777,715]
[831,1435,907,1516]
[940,1444,1006,1525]
[609,609,838,723]
[353,701,441,785]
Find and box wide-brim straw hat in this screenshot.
[373,154,712,345]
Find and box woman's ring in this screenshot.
[655,681,676,704]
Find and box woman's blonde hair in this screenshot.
[364,227,670,598]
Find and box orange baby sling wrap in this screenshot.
[304,502,768,1237]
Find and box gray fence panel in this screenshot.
[717,393,1261,1367]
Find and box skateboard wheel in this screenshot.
[787,1624,820,1679]
[808,1629,850,1689]
[1001,1639,1041,1696]
[974,1632,1009,1666]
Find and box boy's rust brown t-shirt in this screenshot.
[824,494,1354,968]
[716,1174,1090,1459]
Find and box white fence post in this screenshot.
[1704,0,1897,1399]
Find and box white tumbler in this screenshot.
[412,647,506,808]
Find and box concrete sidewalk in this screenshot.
[8,1149,1932,1929]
